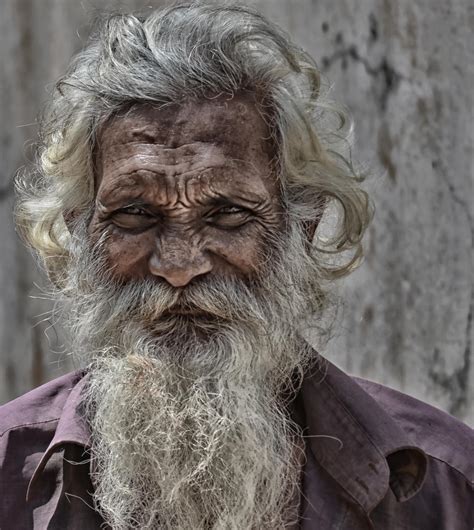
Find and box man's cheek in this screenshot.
[101,233,154,280]
[208,234,267,276]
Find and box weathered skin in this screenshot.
[89,93,284,287]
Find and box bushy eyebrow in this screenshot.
[98,179,148,207]
[100,194,262,215]
[211,191,265,207]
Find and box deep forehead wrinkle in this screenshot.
[101,142,231,178]
[99,165,271,210]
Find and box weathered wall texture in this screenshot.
[0,0,472,423]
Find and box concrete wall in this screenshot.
[0,0,472,424]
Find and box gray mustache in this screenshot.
[120,276,260,323]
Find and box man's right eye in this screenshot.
[118,206,151,216]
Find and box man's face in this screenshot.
[69,95,319,529]
[88,94,283,289]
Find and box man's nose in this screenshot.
[148,236,213,288]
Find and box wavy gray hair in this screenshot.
[15,0,372,285]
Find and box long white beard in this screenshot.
[64,220,324,529]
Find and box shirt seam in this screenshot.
[426,453,474,485]
[320,375,389,466]
[319,378,392,512]
[0,417,60,438]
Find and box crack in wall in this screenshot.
[434,178,472,417]
[321,45,403,111]
[446,181,473,228]
[429,291,472,417]
[451,291,472,417]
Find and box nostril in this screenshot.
[163,270,198,288]
[148,253,213,288]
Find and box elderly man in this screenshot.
[1,2,472,529]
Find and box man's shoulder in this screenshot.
[355,376,474,483]
[0,370,84,438]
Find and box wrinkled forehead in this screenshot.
[96,93,276,170]
[93,94,281,201]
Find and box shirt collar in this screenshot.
[26,371,91,502]
[300,358,428,513]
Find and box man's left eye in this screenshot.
[217,206,245,215]
[207,205,251,228]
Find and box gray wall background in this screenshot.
[1,0,472,424]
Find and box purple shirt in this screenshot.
[1,359,473,529]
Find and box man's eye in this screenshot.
[119,206,150,216]
[207,205,251,228]
[217,206,245,215]
[112,206,156,230]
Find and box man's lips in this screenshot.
[161,307,214,318]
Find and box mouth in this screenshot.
[161,307,216,319]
